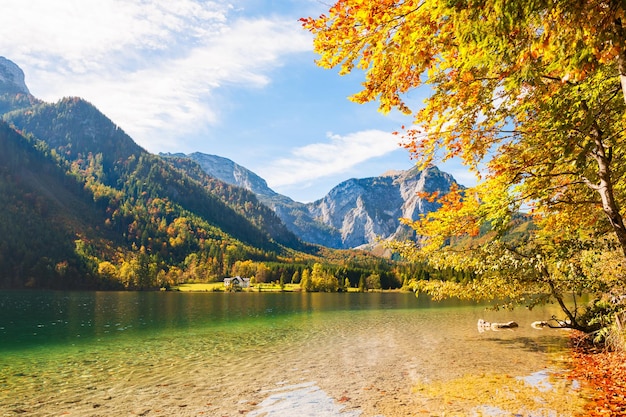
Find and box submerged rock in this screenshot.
[477,319,519,332]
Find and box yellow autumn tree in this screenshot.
[303,1,626,330]
[302,0,626,255]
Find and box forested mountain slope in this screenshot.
[4,97,299,251]
[0,120,117,288]
[0,58,317,289]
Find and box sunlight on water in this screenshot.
[0,291,583,416]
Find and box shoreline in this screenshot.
[171,282,411,293]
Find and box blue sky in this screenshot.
[1,0,475,202]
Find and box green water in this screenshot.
[0,291,580,416]
[0,291,430,351]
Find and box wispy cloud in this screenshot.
[0,0,311,151]
[1,1,228,69]
[259,130,404,188]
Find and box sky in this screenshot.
[0,0,475,202]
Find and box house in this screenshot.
[223,276,250,289]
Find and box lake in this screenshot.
[0,290,585,416]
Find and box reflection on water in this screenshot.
[0,291,582,416]
[248,382,363,417]
[519,370,555,392]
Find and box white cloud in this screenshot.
[1,0,229,67]
[0,0,311,151]
[259,130,403,188]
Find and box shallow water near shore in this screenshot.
[0,291,583,416]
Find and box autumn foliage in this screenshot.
[304,0,626,332]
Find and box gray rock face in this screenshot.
[0,57,30,95]
[305,166,455,248]
[182,152,458,249]
[186,152,276,198]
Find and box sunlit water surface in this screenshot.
[0,291,582,416]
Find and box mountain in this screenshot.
[0,57,317,289]
[0,57,40,115]
[176,152,459,249]
[305,166,457,248]
[0,57,30,95]
[159,153,310,252]
[169,152,283,200]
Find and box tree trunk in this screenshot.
[609,22,626,249]
[545,275,588,331]
[591,140,626,259]
[581,89,626,259]
[619,50,626,104]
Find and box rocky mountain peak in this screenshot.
[183,151,460,249]
[174,152,293,203]
[304,165,457,248]
[0,57,30,95]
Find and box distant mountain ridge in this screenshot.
[162,152,285,201]
[173,152,459,249]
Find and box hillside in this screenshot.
[159,153,311,252]
[0,58,320,289]
[0,120,118,288]
[0,104,304,288]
